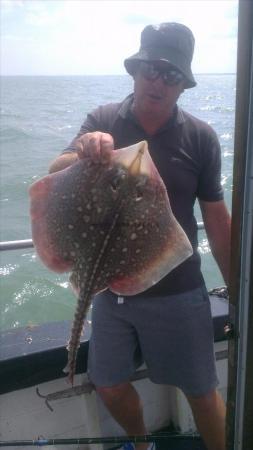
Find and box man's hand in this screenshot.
[75,132,114,163]
[48,132,114,174]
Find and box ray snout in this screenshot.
[112,141,157,178]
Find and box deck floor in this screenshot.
[112,441,206,450]
[155,437,206,449]
[111,429,207,450]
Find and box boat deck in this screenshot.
[0,294,226,450]
[156,441,206,450]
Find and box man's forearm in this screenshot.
[200,200,231,286]
[48,152,78,174]
[209,226,231,286]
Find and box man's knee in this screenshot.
[96,382,132,402]
[186,388,223,413]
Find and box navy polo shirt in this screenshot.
[64,94,224,295]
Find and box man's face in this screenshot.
[133,61,185,117]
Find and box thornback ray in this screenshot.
[29,140,193,384]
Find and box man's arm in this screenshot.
[48,152,78,173]
[199,199,231,286]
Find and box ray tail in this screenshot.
[63,289,92,385]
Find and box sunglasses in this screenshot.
[138,61,185,86]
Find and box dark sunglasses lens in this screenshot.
[139,63,159,80]
[162,70,184,85]
[139,62,184,85]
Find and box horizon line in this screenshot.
[0,72,236,77]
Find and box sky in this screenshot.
[0,0,239,76]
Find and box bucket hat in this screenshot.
[124,22,197,89]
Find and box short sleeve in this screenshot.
[62,102,122,154]
[62,109,104,153]
[196,128,224,202]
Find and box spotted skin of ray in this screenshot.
[29,141,193,385]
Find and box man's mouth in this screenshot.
[147,93,162,101]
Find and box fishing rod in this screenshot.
[0,432,201,447]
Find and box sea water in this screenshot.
[0,75,235,331]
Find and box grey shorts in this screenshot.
[88,286,219,397]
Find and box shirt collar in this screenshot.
[118,93,186,126]
[118,94,134,119]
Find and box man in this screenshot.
[49,23,231,450]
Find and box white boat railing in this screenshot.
[0,222,205,252]
[0,239,34,251]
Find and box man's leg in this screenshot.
[186,388,226,450]
[96,382,150,450]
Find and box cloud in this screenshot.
[0,0,238,75]
[1,0,24,11]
